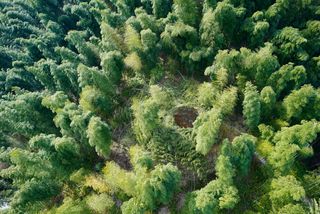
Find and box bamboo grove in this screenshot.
[0,0,320,213]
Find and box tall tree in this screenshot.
[243,82,261,131]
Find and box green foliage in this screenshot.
[87,116,112,159]
[79,86,113,116]
[206,44,279,89]
[101,22,125,52]
[53,137,81,162]
[216,86,238,116]
[65,30,100,66]
[141,29,157,50]
[43,92,99,158]
[77,63,114,95]
[134,7,158,32]
[26,60,57,92]
[0,140,78,212]
[49,198,91,214]
[100,51,124,84]
[104,161,181,213]
[260,86,276,121]
[309,199,320,214]
[124,24,142,52]
[258,124,274,141]
[303,170,320,198]
[269,121,320,175]
[132,85,169,143]
[243,82,261,131]
[124,52,142,72]
[195,109,223,155]
[193,179,239,213]
[200,8,225,54]
[205,49,239,79]
[161,21,198,71]
[85,193,115,213]
[187,142,240,213]
[283,84,320,122]
[195,85,237,156]
[103,161,137,196]
[242,11,270,47]
[200,1,245,51]
[173,0,199,26]
[184,135,256,213]
[278,203,306,214]
[2,0,320,213]
[215,154,235,184]
[246,44,280,89]
[272,27,309,63]
[231,134,256,176]
[268,63,307,97]
[303,20,320,56]
[129,145,153,170]
[131,84,209,179]
[152,0,171,18]
[11,179,60,212]
[140,163,181,209]
[41,91,68,112]
[197,82,218,108]
[269,175,305,210]
[0,92,57,139]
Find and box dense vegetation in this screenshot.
[0,0,320,213]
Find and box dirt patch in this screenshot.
[176,193,186,211]
[174,107,198,128]
[158,206,170,214]
[220,114,247,141]
[0,162,9,170]
[110,142,132,170]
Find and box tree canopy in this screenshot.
[1,0,320,213]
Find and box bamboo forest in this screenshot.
[1,0,320,213]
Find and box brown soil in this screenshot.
[174,106,198,128]
[0,162,9,170]
[220,113,247,141]
[110,142,132,170]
